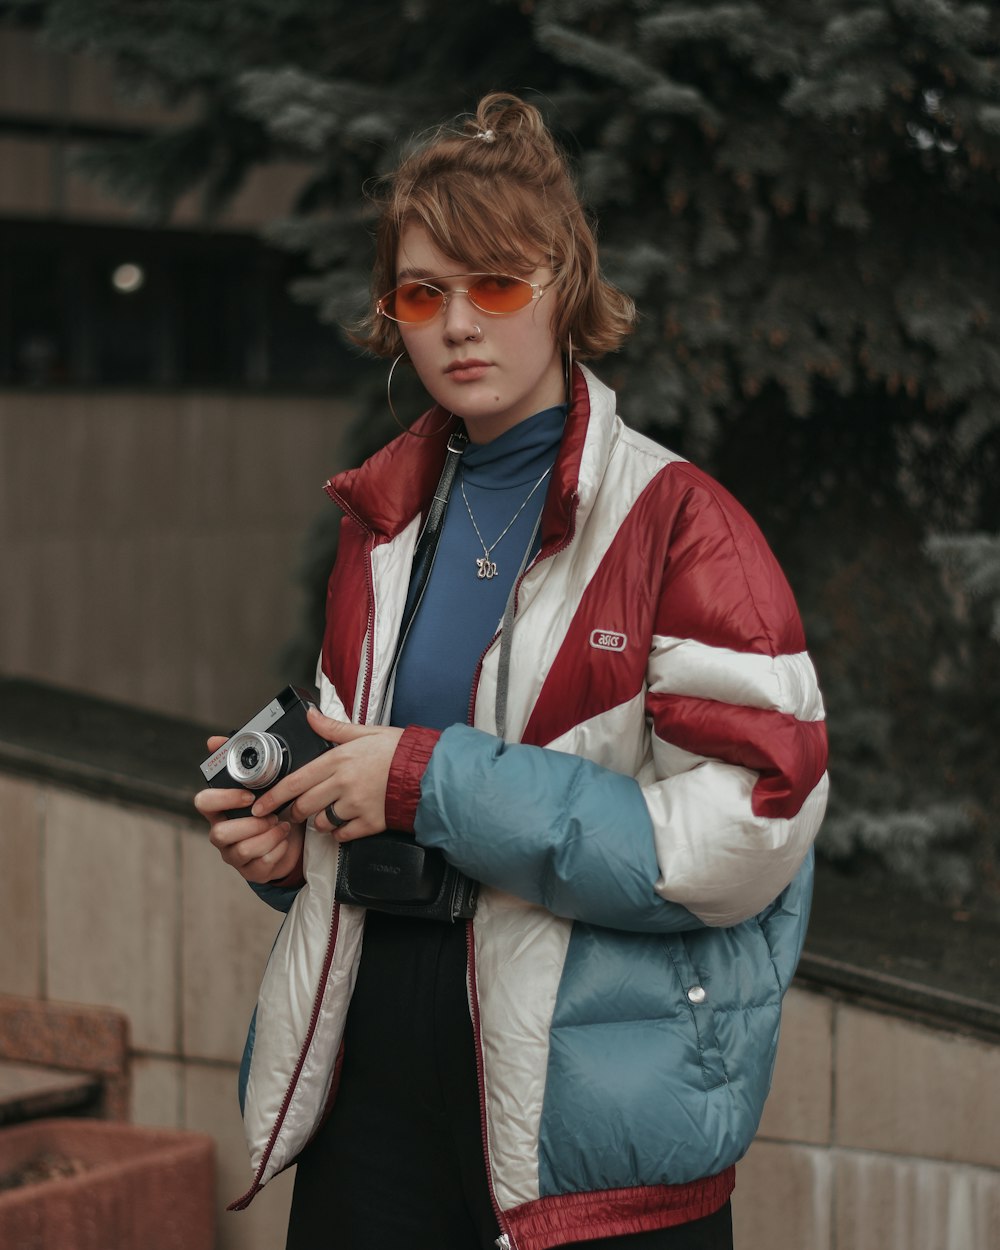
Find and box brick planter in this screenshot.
[0,1119,216,1250]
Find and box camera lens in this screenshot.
[226,731,286,789]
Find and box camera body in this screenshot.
[199,686,332,818]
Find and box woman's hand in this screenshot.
[250,707,404,843]
[194,735,305,884]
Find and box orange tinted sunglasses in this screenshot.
[377,273,549,324]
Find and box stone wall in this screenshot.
[0,390,352,727]
[737,989,1000,1248]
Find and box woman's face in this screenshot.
[393,223,565,444]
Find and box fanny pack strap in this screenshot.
[494,508,543,741]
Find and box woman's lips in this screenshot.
[445,360,492,383]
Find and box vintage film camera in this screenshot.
[199,686,332,818]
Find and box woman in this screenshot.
[195,93,829,1250]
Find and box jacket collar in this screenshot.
[325,364,617,549]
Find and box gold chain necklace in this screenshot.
[460,467,552,580]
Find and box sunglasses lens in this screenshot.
[383,282,444,323]
[469,275,534,313]
[378,275,536,322]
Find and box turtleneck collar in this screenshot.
[461,404,567,489]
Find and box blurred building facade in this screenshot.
[0,21,355,726]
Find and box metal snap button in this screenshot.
[687,985,707,1004]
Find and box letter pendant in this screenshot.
[476,556,498,580]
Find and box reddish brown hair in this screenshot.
[354,93,635,360]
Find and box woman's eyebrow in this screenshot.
[395,267,437,282]
[396,268,485,283]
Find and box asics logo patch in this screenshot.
[590,629,627,652]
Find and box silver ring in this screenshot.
[468,325,482,341]
[325,802,348,829]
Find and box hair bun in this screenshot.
[466,92,550,146]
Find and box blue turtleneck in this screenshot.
[390,404,567,733]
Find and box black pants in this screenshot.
[285,913,733,1250]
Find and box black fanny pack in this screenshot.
[334,831,479,921]
[334,430,479,923]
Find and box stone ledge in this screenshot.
[801,869,1000,1042]
[1,676,997,1040]
[0,677,210,819]
[0,1063,101,1126]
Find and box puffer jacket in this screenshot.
[231,365,829,1249]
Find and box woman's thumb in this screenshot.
[307,705,368,743]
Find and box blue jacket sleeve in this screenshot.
[248,880,301,913]
[414,724,706,933]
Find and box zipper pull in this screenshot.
[495,1236,512,1250]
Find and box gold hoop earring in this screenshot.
[387,352,455,438]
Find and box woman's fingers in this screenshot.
[195,757,306,884]
[206,811,279,852]
[250,749,338,818]
[219,822,290,868]
[209,814,304,882]
[194,787,254,819]
[227,825,303,884]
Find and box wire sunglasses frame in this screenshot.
[376,272,550,325]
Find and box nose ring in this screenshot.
[468,325,482,341]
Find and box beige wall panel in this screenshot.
[757,986,833,1145]
[44,789,180,1052]
[0,774,43,997]
[131,1053,184,1128]
[180,824,286,1063]
[184,1061,295,1250]
[835,1005,1000,1168]
[0,137,53,215]
[733,1140,832,1250]
[0,391,352,724]
[0,29,62,117]
[834,1151,1000,1250]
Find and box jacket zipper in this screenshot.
[358,546,376,723]
[325,481,378,724]
[228,901,342,1210]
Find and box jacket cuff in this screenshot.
[269,863,305,890]
[385,725,441,832]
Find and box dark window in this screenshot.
[6,240,71,385]
[0,220,358,391]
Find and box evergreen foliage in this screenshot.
[18,0,1000,908]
